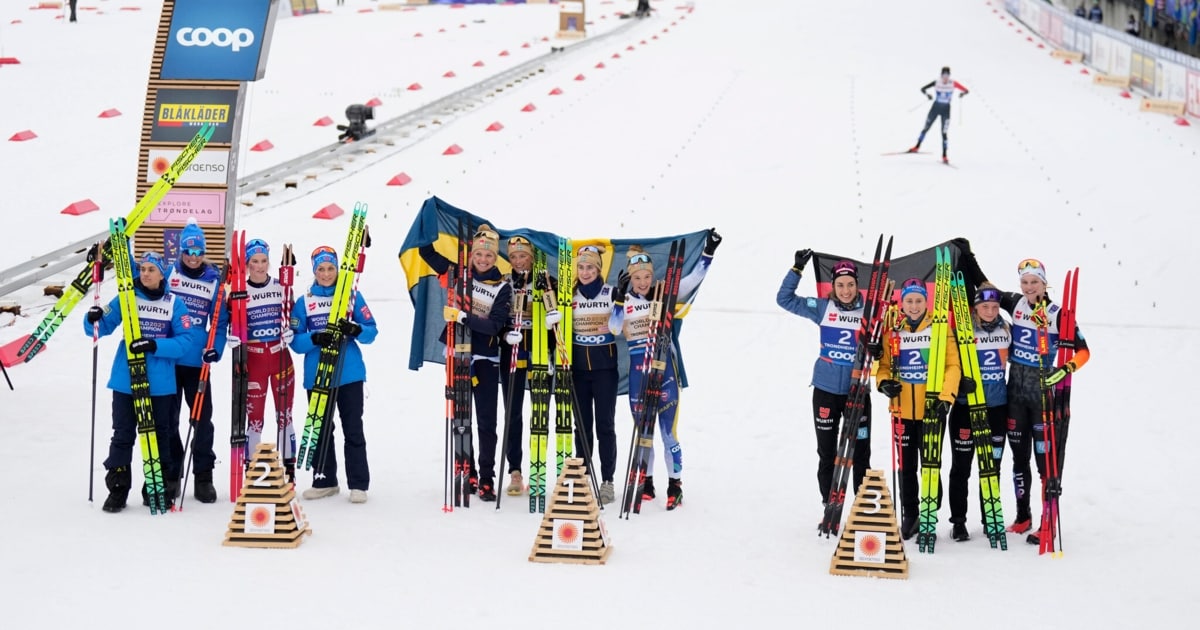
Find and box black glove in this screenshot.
[792,249,812,275]
[86,306,105,324]
[337,319,362,338]
[878,379,902,398]
[202,349,219,364]
[510,270,527,290]
[935,400,951,419]
[311,331,337,348]
[866,341,883,361]
[613,269,630,304]
[129,338,156,355]
[959,91,969,99]
[957,376,976,396]
[924,91,932,100]
[535,272,550,292]
[703,228,722,256]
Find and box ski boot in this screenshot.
[901,513,919,540]
[1007,508,1032,534]
[102,466,131,513]
[479,481,497,502]
[640,475,655,501]
[952,523,970,542]
[193,470,217,504]
[666,478,683,511]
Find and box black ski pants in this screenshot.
[472,358,500,485]
[948,403,1008,524]
[169,365,215,475]
[309,381,369,491]
[105,392,177,478]
[573,367,619,483]
[499,349,527,475]
[812,388,871,504]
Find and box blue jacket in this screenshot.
[289,282,378,389]
[165,262,229,367]
[84,284,195,396]
[775,270,862,396]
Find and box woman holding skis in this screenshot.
[608,230,721,510]
[164,219,228,504]
[875,278,961,540]
[946,282,1010,542]
[289,246,378,504]
[500,235,534,496]
[998,259,1089,538]
[775,250,874,514]
[560,244,621,505]
[85,251,194,513]
[420,226,512,502]
[232,239,298,483]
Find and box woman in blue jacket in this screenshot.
[289,246,378,504]
[85,251,194,513]
[776,250,872,511]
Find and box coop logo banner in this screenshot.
[150,88,239,143]
[160,0,278,81]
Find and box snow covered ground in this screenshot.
[1,0,1197,627]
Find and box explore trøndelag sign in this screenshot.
[160,0,279,81]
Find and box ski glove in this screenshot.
[866,341,883,361]
[959,91,969,99]
[924,92,932,100]
[535,272,551,292]
[505,330,523,345]
[337,319,362,338]
[444,306,467,324]
[129,338,156,355]
[86,306,105,324]
[613,269,630,304]
[202,349,219,364]
[878,379,902,398]
[934,400,951,420]
[510,270,528,290]
[228,336,241,349]
[1043,363,1075,387]
[545,310,562,328]
[957,376,976,396]
[310,331,337,348]
[793,249,812,275]
[703,228,723,256]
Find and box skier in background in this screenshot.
[775,251,873,515]
[908,66,969,163]
[85,251,193,512]
[996,259,1090,541]
[164,219,227,504]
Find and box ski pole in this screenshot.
[496,286,527,510]
[0,358,12,390]
[88,241,103,501]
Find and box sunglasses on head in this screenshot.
[312,245,336,257]
[628,253,651,265]
[976,288,1001,303]
[1017,258,1043,272]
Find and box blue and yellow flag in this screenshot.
[398,196,711,394]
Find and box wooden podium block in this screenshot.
[829,469,908,580]
[529,458,611,565]
[223,443,311,549]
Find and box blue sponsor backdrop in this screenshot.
[161,0,275,81]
